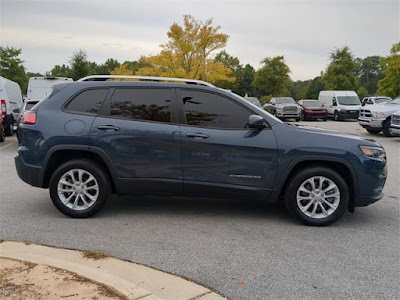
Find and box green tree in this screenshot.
[237,64,256,96]
[95,58,121,75]
[137,15,233,83]
[252,56,292,96]
[50,64,71,77]
[322,46,358,90]
[69,49,90,80]
[377,42,400,98]
[355,56,384,95]
[290,80,311,100]
[0,46,28,92]
[305,76,325,99]
[214,50,242,91]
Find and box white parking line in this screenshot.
[0,141,18,150]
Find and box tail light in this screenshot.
[1,100,6,115]
[21,112,37,125]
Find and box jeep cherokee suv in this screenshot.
[15,76,387,226]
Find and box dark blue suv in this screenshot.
[15,76,387,226]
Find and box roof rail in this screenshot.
[77,75,215,87]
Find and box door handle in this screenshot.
[186,132,209,139]
[97,125,120,131]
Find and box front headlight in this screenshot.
[359,146,386,160]
[372,111,385,118]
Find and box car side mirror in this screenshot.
[248,115,267,129]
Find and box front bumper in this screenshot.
[276,112,301,119]
[358,117,385,129]
[339,110,359,119]
[15,152,43,188]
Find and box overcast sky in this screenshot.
[1,0,399,80]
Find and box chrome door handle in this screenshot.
[186,133,209,139]
[97,125,120,131]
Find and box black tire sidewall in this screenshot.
[49,159,110,218]
[285,167,349,226]
[382,119,393,137]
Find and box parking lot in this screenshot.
[0,120,399,300]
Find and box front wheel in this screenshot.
[285,167,349,226]
[5,121,13,136]
[334,111,340,121]
[49,159,111,218]
[382,119,393,137]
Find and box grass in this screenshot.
[81,250,109,261]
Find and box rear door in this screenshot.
[177,89,278,199]
[90,87,183,194]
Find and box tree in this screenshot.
[94,58,121,75]
[322,46,358,90]
[0,46,28,92]
[355,56,384,95]
[69,49,91,80]
[377,42,400,98]
[291,80,311,100]
[252,56,292,96]
[304,76,325,99]
[214,50,242,91]
[237,64,256,97]
[50,64,71,77]
[136,15,233,83]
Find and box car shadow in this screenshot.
[101,194,293,223]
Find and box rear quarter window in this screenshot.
[64,89,108,115]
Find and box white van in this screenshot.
[27,77,73,101]
[0,76,24,135]
[318,90,361,121]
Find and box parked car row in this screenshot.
[0,76,73,141]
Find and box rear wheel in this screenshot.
[296,117,300,122]
[5,119,13,136]
[0,123,5,142]
[382,119,393,137]
[366,128,381,134]
[285,167,349,226]
[49,159,111,218]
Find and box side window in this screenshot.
[110,88,171,123]
[181,90,252,129]
[64,89,108,114]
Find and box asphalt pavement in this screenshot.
[0,120,399,300]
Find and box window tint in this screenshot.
[65,89,108,114]
[110,88,171,123]
[182,90,252,129]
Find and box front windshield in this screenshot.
[337,96,360,105]
[375,97,391,104]
[387,97,400,105]
[276,97,296,104]
[303,101,323,107]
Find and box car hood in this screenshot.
[288,124,379,146]
[363,103,400,112]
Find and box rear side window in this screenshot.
[181,90,252,129]
[64,89,108,114]
[110,88,171,123]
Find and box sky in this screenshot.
[0,0,399,81]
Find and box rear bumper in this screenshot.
[15,153,43,188]
[356,192,384,207]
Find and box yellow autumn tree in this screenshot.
[136,15,234,84]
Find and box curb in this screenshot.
[0,241,226,300]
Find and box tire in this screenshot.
[296,117,300,122]
[49,159,111,218]
[323,118,327,122]
[284,166,349,226]
[333,111,340,121]
[0,125,5,142]
[382,119,393,137]
[5,120,13,136]
[301,113,305,121]
[366,128,381,134]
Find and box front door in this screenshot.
[177,89,278,199]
